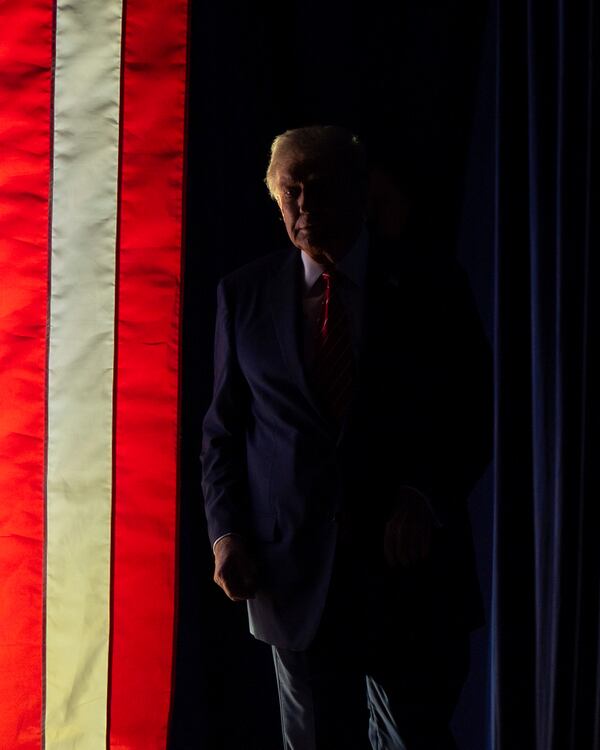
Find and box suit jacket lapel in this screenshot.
[269,243,396,441]
[269,249,330,426]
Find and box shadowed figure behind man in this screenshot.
[201,125,492,749]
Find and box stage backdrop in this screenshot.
[0,1,189,748]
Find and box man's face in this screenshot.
[275,151,364,264]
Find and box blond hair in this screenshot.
[265,125,367,202]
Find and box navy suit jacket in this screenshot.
[201,235,492,650]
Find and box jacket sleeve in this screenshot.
[200,278,252,546]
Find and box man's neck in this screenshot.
[300,224,368,290]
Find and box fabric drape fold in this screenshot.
[492,0,598,747]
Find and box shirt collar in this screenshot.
[300,224,368,292]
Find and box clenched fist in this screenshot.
[213,535,259,601]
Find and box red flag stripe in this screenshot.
[109,0,189,746]
[0,3,54,747]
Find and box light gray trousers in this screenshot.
[272,645,411,750]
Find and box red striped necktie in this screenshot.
[311,269,355,425]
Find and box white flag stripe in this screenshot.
[45,0,123,746]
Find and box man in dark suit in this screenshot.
[201,125,492,749]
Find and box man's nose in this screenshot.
[298,187,316,214]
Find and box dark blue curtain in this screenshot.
[493,1,598,748]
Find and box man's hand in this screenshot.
[213,535,259,601]
[383,488,434,569]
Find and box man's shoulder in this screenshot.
[219,247,296,291]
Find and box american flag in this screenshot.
[0,1,189,747]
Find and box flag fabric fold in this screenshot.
[0,1,189,747]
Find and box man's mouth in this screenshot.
[296,222,321,233]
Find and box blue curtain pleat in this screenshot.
[492,0,598,748]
